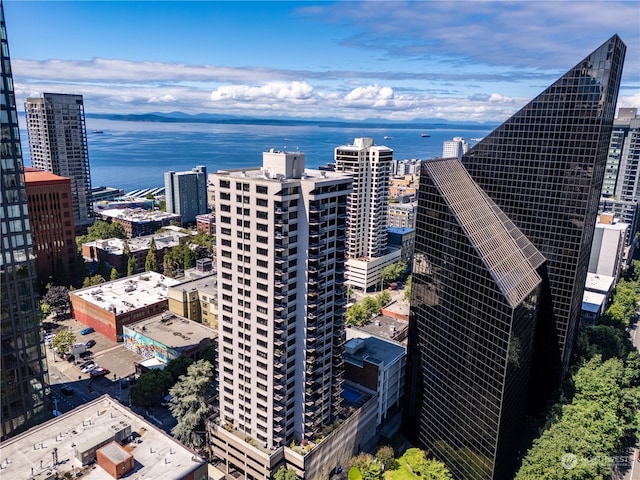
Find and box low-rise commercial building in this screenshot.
[581,272,616,326]
[81,230,191,274]
[0,395,207,480]
[123,311,216,363]
[589,213,629,280]
[343,335,406,425]
[387,227,415,266]
[70,272,180,342]
[345,248,402,292]
[97,208,181,238]
[195,213,216,235]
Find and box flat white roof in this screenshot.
[582,291,607,313]
[584,272,615,293]
[0,395,205,480]
[71,272,180,314]
[99,208,180,223]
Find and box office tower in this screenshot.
[405,35,626,480]
[164,165,207,224]
[410,159,543,479]
[25,93,93,234]
[24,168,78,285]
[461,35,625,382]
[442,137,469,160]
[0,4,51,440]
[335,138,400,291]
[602,108,640,199]
[210,150,350,453]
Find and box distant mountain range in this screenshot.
[84,111,497,131]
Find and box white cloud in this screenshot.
[210,81,314,103]
[148,94,176,104]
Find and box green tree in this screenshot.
[201,343,217,366]
[421,459,453,480]
[362,296,379,318]
[345,303,368,326]
[145,238,158,272]
[351,453,382,480]
[273,466,297,480]
[169,359,214,450]
[377,290,391,308]
[127,256,137,276]
[52,329,76,355]
[404,448,429,474]
[42,285,71,318]
[77,220,126,252]
[110,268,118,281]
[130,369,173,408]
[375,445,395,471]
[165,355,194,383]
[404,275,412,302]
[82,274,105,288]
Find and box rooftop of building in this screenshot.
[597,213,630,230]
[125,312,216,350]
[82,230,191,255]
[584,272,615,293]
[582,291,607,312]
[344,335,405,368]
[169,272,217,296]
[0,395,205,480]
[24,167,70,184]
[98,208,180,223]
[347,314,408,344]
[71,272,180,314]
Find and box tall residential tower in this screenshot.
[164,165,208,225]
[25,93,93,233]
[1,3,51,440]
[209,150,351,476]
[335,138,401,291]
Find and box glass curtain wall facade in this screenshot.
[0,3,51,440]
[460,35,625,388]
[408,159,543,480]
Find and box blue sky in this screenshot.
[4,1,640,122]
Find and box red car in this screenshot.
[90,367,110,378]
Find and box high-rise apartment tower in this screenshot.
[406,35,626,480]
[25,93,93,233]
[164,165,208,224]
[210,150,350,456]
[602,108,640,200]
[335,138,400,291]
[1,3,52,440]
[442,137,470,160]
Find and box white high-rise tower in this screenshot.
[210,149,351,458]
[334,138,400,291]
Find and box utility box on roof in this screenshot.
[96,441,134,479]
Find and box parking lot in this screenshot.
[46,317,143,389]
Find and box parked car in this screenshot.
[82,364,97,374]
[61,386,74,396]
[78,360,95,370]
[85,339,96,348]
[90,368,110,378]
[80,327,95,335]
[120,378,128,389]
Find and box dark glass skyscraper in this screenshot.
[461,34,626,389]
[0,2,52,439]
[406,36,626,480]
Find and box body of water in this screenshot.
[20,117,495,193]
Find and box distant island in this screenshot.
[83,111,497,131]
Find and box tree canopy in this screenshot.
[169,359,214,450]
[130,369,173,408]
[77,220,126,251]
[52,329,76,355]
[42,285,71,318]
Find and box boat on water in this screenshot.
[421,133,430,138]
[383,135,393,140]
[92,130,104,134]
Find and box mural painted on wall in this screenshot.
[123,327,177,363]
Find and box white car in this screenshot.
[81,364,98,374]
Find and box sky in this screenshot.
[4,0,640,123]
